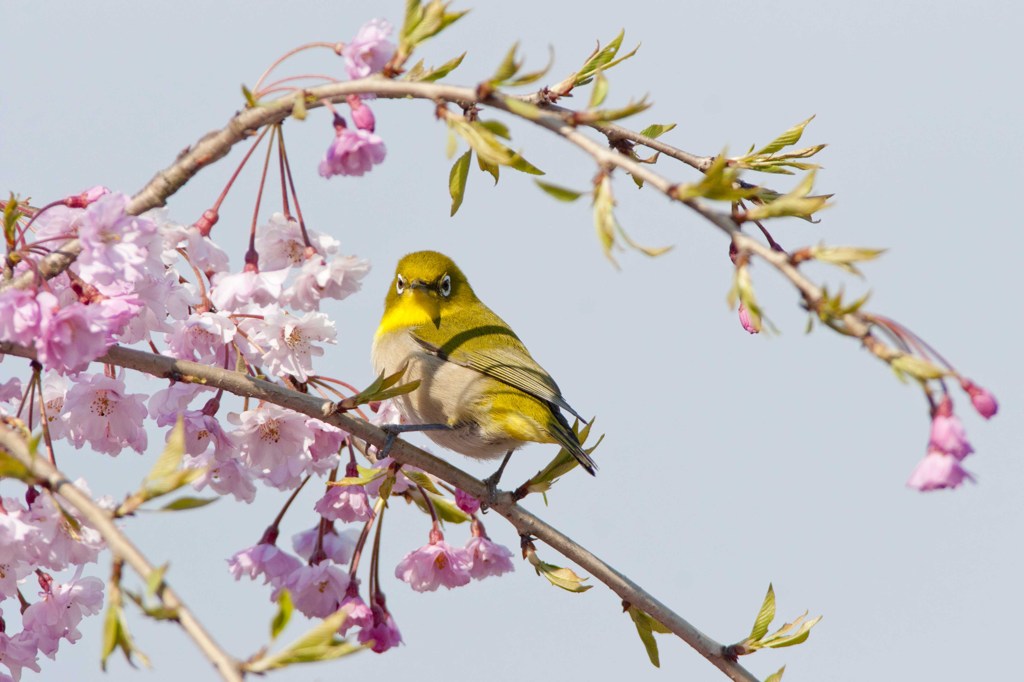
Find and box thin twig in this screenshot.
[0,426,244,682]
[2,341,757,679]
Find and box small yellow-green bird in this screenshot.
[371,250,596,481]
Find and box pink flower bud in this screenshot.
[962,380,998,419]
[347,95,376,132]
[738,301,760,334]
[454,488,480,515]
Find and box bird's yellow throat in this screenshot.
[376,291,441,338]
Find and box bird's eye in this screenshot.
[439,274,451,297]
[396,275,406,295]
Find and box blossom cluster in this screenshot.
[0,483,106,681]
[228,406,515,654]
[906,389,997,492]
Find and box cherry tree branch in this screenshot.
[3,77,888,373]
[0,425,245,682]
[2,341,758,680]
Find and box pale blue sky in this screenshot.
[2,1,1021,680]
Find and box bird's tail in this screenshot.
[550,408,598,476]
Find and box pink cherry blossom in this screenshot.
[22,483,104,570]
[291,526,358,566]
[907,448,975,491]
[284,254,370,311]
[394,527,471,592]
[358,594,402,653]
[0,288,43,346]
[63,373,148,455]
[186,452,257,503]
[38,373,70,442]
[342,19,395,79]
[318,122,386,178]
[254,307,337,382]
[21,570,104,657]
[34,293,111,374]
[0,378,22,416]
[464,520,514,580]
[928,397,973,460]
[0,628,41,680]
[228,542,303,586]
[338,584,373,636]
[465,536,515,580]
[165,310,238,363]
[283,562,350,618]
[210,268,289,312]
[148,382,211,426]
[315,483,372,523]
[229,404,317,489]
[254,213,340,270]
[76,192,162,288]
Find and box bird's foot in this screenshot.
[376,423,450,460]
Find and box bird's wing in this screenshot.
[409,331,585,422]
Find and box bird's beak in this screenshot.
[409,281,442,329]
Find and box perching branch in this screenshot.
[2,340,758,680]
[0,425,245,682]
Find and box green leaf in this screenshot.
[101,601,151,671]
[750,584,776,641]
[271,589,293,641]
[891,355,948,381]
[145,418,187,485]
[593,175,619,266]
[0,450,32,481]
[448,117,544,176]
[410,490,471,523]
[478,120,510,140]
[809,245,886,277]
[507,46,554,86]
[330,465,385,487]
[531,558,592,593]
[403,470,442,496]
[245,609,360,672]
[476,152,500,184]
[755,116,815,156]
[449,151,471,216]
[534,180,584,202]
[291,92,307,121]
[638,123,676,139]
[241,84,257,108]
[574,30,639,85]
[145,563,168,599]
[337,367,421,410]
[405,52,467,82]
[765,666,786,682]
[502,97,545,121]
[674,153,759,202]
[490,42,522,84]
[588,96,652,123]
[744,170,830,221]
[588,70,609,109]
[627,606,661,667]
[157,496,219,512]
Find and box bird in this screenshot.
[371,250,596,486]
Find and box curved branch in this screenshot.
[0,426,244,682]
[2,340,759,680]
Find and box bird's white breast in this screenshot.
[371,330,522,460]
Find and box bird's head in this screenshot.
[380,251,475,331]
